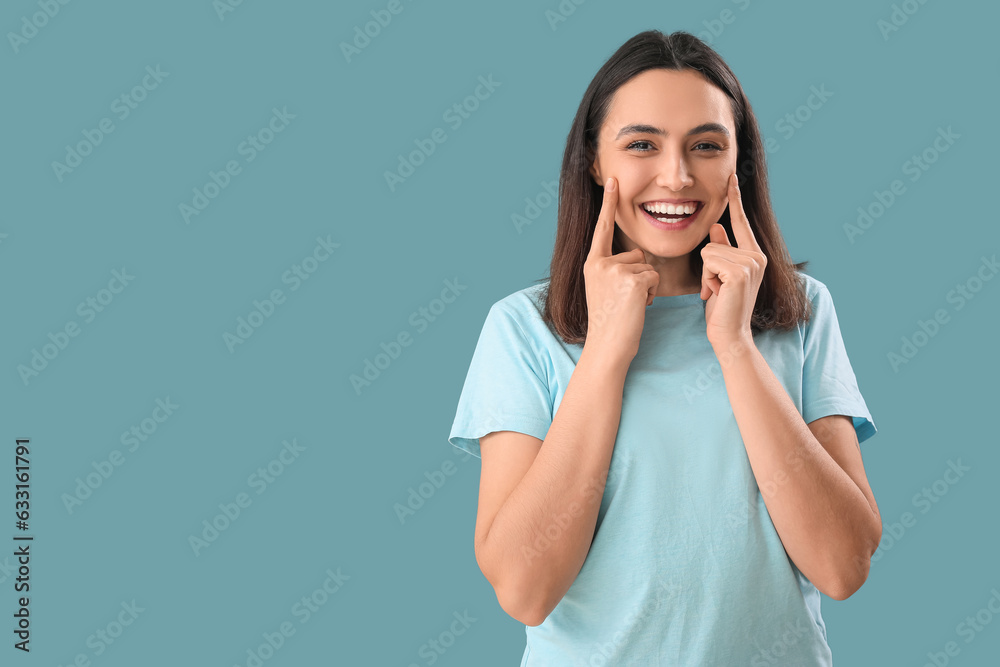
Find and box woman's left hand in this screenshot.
[700,172,767,348]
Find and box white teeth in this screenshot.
[643,201,698,215]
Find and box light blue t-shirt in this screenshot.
[448,271,876,666]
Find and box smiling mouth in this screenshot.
[640,201,703,223]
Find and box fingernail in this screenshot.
[606,177,615,190]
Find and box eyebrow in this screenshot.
[614,122,730,140]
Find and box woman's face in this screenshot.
[589,68,738,267]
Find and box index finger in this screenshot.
[588,177,618,260]
[728,172,761,251]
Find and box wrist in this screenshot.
[579,342,632,381]
[709,332,757,367]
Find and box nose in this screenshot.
[654,145,694,191]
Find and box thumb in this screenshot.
[710,223,731,246]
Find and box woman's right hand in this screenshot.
[583,177,660,364]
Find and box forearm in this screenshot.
[479,344,628,625]
[712,335,881,599]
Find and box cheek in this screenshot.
[708,171,733,203]
[711,162,735,190]
[718,179,731,203]
[614,165,653,208]
[689,163,732,202]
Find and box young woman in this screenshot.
[449,29,880,665]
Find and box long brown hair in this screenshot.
[534,30,811,345]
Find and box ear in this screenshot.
[589,157,602,186]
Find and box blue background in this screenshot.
[2,0,997,665]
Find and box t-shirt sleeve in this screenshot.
[801,281,878,445]
[448,302,554,459]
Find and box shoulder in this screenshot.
[791,271,854,351]
[792,270,838,325]
[786,271,841,343]
[483,281,557,366]
[489,280,549,328]
[794,270,830,304]
[474,282,555,384]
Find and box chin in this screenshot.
[636,238,700,259]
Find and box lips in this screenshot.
[640,201,703,217]
[639,201,703,231]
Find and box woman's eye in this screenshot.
[626,141,723,153]
[626,140,654,152]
